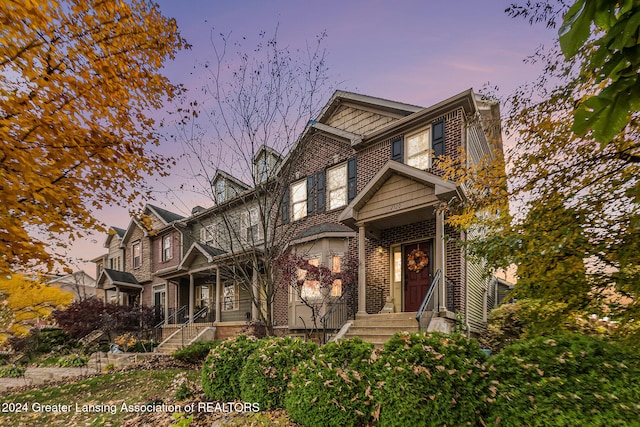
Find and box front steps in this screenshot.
[155,324,215,354]
[341,312,421,347]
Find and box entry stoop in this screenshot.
[341,312,422,348]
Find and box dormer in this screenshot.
[252,145,282,184]
[211,170,250,204]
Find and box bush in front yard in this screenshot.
[201,335,259,401]
[173,340,218,364]
[377,332,489,427]
[240,336,317,409]
[485,334,640,426]
[285,338,378,427]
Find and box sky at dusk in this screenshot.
[70,0,559,276]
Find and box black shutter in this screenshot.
[391,136,404,163]
[347,156,357,202]
[316,169,326,213]
[280,186,289,224]
[432,119,445,159]
[307,175,315,215]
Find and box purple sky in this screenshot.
[68,0,558,276]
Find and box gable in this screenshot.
[325,103,401,135]
[358,174,438,222]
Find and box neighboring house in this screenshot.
[46,271,97,301]
[94,89,503,345]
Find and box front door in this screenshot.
[404,241,432,312]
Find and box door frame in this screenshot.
[390,238,434,312]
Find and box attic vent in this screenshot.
[191,205,205,215]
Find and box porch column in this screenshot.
[215,267,221,323]
[164,283,169,323]
[189,273,195,323]
[357,225,367,315]
[436,210,447,313]
[115,287,120,306]
[252,268,259,321]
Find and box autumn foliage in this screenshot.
[0,273,73,343]
[0,0,188,273]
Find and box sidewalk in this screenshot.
[0,366,97,393]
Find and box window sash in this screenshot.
[327,164,347,210]
[406,129,430,169]
[162,236,171,261]
[132,242,141,268]
[223,282,238,311]
[291,180,307,221]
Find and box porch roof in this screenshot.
[178,242,227,271]
[338,160,459,237]
[97,268,142,291]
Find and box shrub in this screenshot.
[0,365,25,378]
[377,332,489,427]
[201,335,260,401]
[173,340,218,364]
[285,338,378,427]
[9,329,75,357]
[57,353,88,367]
[240,336,317,409]
[486,334,640,426]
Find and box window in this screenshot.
[299,258,320,300]
[327,163,347,210]
[200,224,218,246]
[132,241,141,269]
[162,235,172,261]
[109,256,121,271]
[223,282,238,311]
[257,157,269,183]
[406,128,431,169]
[215,180,226,203]
[291,180,307,221]
[242,207,263,243]
[331,255,342,297]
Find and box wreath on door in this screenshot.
[407,248,428,272]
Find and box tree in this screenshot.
[174,28,333,335]
[442,2,639,333]
[0,273,73,343]
[0,0,188,274]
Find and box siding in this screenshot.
[325,104,397,135]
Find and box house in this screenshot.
[46,271,97,301]
[93,89,503,348]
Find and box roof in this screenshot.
[294,223,354,240]
[317,90,423,125]
[97,268,142,289]
[147,204,185,224]
[110,226,126,238]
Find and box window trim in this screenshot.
[290,179,307,221]
[405,126,431,169]
[326,162,348,211]
[222,281,239,311]
[162,234,172,262]
[132,241,142,269]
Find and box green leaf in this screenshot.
[559,0,595,58]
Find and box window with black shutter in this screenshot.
[280,187,289,224]
[347,157,357,202]
[391,136,404,163]
[307,175,315,215]
[316,169,326,213]
[432,119,445,160]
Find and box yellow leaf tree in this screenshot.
[0,0,188,273]
[0,274,73,343]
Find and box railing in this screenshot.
[416,269,441,332]
[321,286,354,344]
[154,305,187,329]
[181,306,210,348]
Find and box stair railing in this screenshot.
[154,305,187,329]
[416,269,441,332]
[321,285,353,344]
[181,306,209,348]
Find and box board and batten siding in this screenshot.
[325,104,397,135]
[358,175,438,222]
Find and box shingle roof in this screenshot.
[101,268,140,285]
[147,205,185,224]
[295,223,354,239]
[110,226,126,238]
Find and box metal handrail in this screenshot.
[181,306,209,348]
[416,269,441,332]
[154,305,187,329]
[321,286,352,344]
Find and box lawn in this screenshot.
[0,370,200,427]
